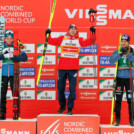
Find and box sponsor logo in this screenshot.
[20,79,35,88]
[0,129,30,134]
[79,67,97,77]
[20,90,35,100]
[65,91,69,100]
[80,44,97,54]
[23,44,35,53]
[99,79,113,89]
[37,91,56,100]
[20,67,35,76]
[65,91,76,100]
[99,56,115,65]
[79,56,97,65]
[63,47,78,52]
[79,91,97,100]
[99,68,115,77]
[37,79,56,88]
[100,91,113,100]
[65,5,134,26]
[37,66,57,77]
[79,79,97,89]
[37,44,56,53]
[102,128,134,134]
[100,45,117,54]
[40,119,60,134]
[37,55,56,65]
[7,90,35,100]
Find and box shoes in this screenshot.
[129,119,134,126]
[67,109,73,115]
[114,118,120,126]
[57,107,66,113]
[0,113,6,120]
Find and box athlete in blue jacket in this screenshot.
[109,34,134,126]
[0,30,27,120]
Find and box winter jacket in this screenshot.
[48,32,95,70]
[109,49,134,78]
[0,43,27,76]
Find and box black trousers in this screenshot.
[114,77,132,119]
[1,76,13,114]
[57,70,77,110]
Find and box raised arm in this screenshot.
[48,35,64,46]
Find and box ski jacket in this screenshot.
[109,48,134,78]
[0,43,28,76]
[48,32,95,70]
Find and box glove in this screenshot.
[3,49,10,54]
[90,26,96,34]
[120,47,129,57]
[88,8,97,15]
[45,28,51,36]
[4,53,13,59]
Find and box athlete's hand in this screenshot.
[45,28,51,36]
[120,47,129,57]
[90,26,96,34]
[4,53,13,59]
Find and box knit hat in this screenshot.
[4,29,14,39]
[121,34,130,43]
[68,24,77,30]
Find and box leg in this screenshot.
[9,76,13,95]
[114,78,124,125]
[57,70,67,109]
[0,76,9,119]
[67,70,77,114]
[125,78,133,125]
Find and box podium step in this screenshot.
[101,125,134,134]
[37,114,100,134]
[0,119,36,134]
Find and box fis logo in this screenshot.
[65,4,134,25]
[40,119,60,134]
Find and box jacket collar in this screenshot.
[65,31,79,40]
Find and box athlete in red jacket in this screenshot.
[46,24,96,115]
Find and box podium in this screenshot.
[37,114,100,134]
[101,125,134,134]
[0,119,36,134]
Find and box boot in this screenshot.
[67,109,73,115]
[0,113,6,120]
[114,118,120,126]
[57,106,66,113]
[129,116,134,126]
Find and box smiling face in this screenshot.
[68,27,77,36]
[5,36,13,45]
[121,40,129,48]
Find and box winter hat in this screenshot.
[121,34,130,43]
[4,29,14,39]
[68,24,77,30]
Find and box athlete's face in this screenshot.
[121,40,129,48]
[5,36,13,45]
[69,28,77,36]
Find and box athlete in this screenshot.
[0,30,27,120]
[45,24,96,115]
[109,34,134,126]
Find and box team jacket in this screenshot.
[48,32,95,70]
[109,48,134,78]
[0,43,28,76]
